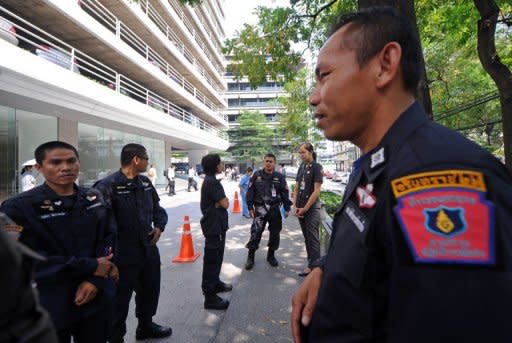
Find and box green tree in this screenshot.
[227,111,273,166]
[277,68,323,159]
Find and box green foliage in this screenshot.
[416,0,512,155]
[227,111,273,164]
[319,190,342,218]
[223,1,350,87]
[277,68,324,154]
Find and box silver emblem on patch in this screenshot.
[370,147,385,169]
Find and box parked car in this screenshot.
[332,171,350,184]
[0,17,18,46]
[323,169,334,179]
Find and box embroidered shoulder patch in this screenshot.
[392,170,494,265]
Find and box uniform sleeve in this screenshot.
[279,174,292,211]
[246,173,257,208]
[93,181,118,255]
[151,187,168,231]
[314,163,324,184]
[211,180,227,203]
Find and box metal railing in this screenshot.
[78,0,225,118]
[166,0,224,73]
[0,6,228,140]
[137,0,223,92]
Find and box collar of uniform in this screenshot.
[115,170,140,187]
[377,100,428,153]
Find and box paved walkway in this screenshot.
[122,178,308,343]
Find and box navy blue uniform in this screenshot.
[0,184,115,343]
[308,101,512,342]
[246,170,291,251]
[94,171,167,342]
[200,174,229,295]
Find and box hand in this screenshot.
[291,268,323,343]
[148,227,162,245]
[295,207,306,218]
[94,253,113,278]
[74,281,98,306]
[109,263,119,283]
[249,209,255,218]
[285,211,290,218]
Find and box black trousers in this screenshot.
[246,205,282,251]
[109,246,161,342]
[57,306,111,343]
[167,179,175,195]
[188,177,197,191]
[298,207,321,268]
[201,231,226,296]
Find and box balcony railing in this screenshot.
[166,0,224,71]
[0,6,227,140]
[77,0,225,119]
[136,0,223,91]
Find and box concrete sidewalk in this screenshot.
[122,179,308,343]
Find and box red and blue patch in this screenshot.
[392,170,495,265]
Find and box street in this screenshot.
[122,177,310,342]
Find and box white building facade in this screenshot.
[0,0,228,199]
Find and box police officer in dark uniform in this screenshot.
[291,7,512,343]
[94,143,171,342]
[0,141,118,343]
[245,153,292,270]
[0,213,58,343]
[199,154,232,310]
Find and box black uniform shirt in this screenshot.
[246,169,291,211]
[309,101,512,343]
[94,170,168,262]
[200,174,228,236]
[296,162,323,208]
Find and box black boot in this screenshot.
[204,294,229,310]
[215,281,233,293]
[135,322,172,340]
[267,249,278,267]
[245,249,255,270]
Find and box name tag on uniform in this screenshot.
[344,202,367,233]
[392,170,494,265]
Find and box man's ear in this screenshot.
[375,41,402,89]
[35,163,42,172]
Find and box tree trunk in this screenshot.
[474,0,512,172]
[357,0,433,118]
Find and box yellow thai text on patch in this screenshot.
[392,170,486,198]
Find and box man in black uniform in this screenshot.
[94,143,171,342]
[0,213,58,343]
[0,141,118,343]
[245,153,291,270]
[291,7,512,343]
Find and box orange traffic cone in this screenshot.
[172,215,200,263]
[232,191,241,213]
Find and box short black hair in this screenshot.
[201,154,221,175]
[246,167,253,173]
[34,141,79,165]
[120,143,147,166]
[329,6,422,94]
[264,153,276,161]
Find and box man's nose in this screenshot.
[309,87,319,107]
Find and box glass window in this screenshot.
[0,106,57,201]
[78,123,165,186]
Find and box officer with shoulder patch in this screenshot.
[245,153,292,270]
[94,143,171,342]
[291,7,512,343]
[0,141,118,343]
